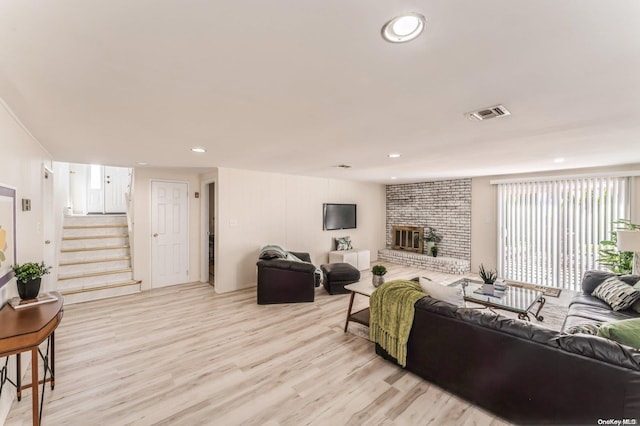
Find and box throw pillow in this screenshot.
[632,282,640,314]
[592,276,640,311]
[419,277,465,307]
[335,236,353,251]
[596,318,640,350]
[564,323,601,335]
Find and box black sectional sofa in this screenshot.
[376,272,640,424]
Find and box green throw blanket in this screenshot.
[369,279,426,367]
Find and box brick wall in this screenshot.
[386,179,471,261]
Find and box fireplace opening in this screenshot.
[392,226,423,253]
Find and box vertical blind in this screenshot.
[497,176,630,291]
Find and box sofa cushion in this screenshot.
[597,318,640,350]
[592,276,640,311]
[567,303,639,322]
[568,294,612,310]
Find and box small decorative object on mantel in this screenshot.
[423,226,442,256]
[431,246,438,257]
[371,264,387,287]
[11,261,51,300]
[478,263,497,295]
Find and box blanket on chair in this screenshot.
[369,279,426,367]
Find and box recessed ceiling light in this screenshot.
[137,162,148,166]
[391,176,398,180]
[382,13,426,43]
[191,147,207,153]
[553,157,565,163]
[388,153,401,158]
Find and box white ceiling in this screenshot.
[1,1,639,183]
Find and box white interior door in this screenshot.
[104,166,130,213]
[42,166,55,292]
[86,164,104,213]
[151,181,189,287]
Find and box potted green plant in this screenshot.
[11,261,51,300]
[423,227,442,256]
[478,263,497,294]
[371,264,387,287]
[598,219,639,274]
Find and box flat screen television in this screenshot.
[323,203,357,230]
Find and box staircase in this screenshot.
[58,215,141,304]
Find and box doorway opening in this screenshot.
[67,163,131,215]
[207,182,215,286]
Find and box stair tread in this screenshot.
[59,256,131,266]
[63,225,127,229]
[63,235,128,240]
[61,245,130,252]
[60,280,141,296]
[58,268,132,280]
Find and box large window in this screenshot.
[497,176,630,291]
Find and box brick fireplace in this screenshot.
[391,225,423,253]
[379,179,472,274]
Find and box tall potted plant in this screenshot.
[599,219,639,274]
[11,261,51,300]
[423,227,442,257]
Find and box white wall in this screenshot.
[471,163,640,273]
[0,100,53,423]
[131,167,203,291]
[215,167,386,293]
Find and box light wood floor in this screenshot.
[5,262,508,426]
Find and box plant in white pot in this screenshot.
[11,261,51,300]
[478,263,497,295]
[371,265,387,287]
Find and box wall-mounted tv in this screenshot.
[323,203,357,231]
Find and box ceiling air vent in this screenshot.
[466,105,511,121]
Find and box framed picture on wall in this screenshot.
[0,184,17,288]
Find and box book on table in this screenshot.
[8,293,59,310]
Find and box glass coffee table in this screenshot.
[458,279,546,322]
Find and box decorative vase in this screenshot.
[482,283,494,295]
[372,275,385,287]
[17,278,41,300]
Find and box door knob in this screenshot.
[153,233,158,237]
[45,240,51,244]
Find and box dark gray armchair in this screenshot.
[257,251,318,304]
